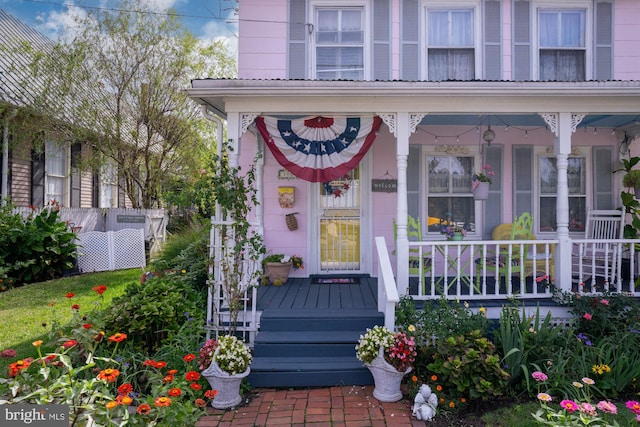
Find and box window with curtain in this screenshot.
[425,155,476,233]
[100,162,118,208]
[538,9,586,81]
[45,141,67,205]
[538,156,587,232]
[314,7,365,80]
[427,8,475,81]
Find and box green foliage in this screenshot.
[101,274,202,352]
[0,203,77,285]
[427,330,510,401]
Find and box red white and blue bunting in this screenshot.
[255,115,382,182]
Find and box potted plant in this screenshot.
[199,335,252,409]
[623,169,640,198]
[261,253,304,285]
[355,325,416,402]
[472,164,495,200]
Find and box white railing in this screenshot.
[375,236,399,330]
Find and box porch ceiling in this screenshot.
[188,79,640,136]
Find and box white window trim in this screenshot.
[532,0,593,81]
[44,141,70,207]
[308,0,371,81]
[534,146,591,236]
[421,0,482,81]
[421,145,484,240]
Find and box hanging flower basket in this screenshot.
[365,347,411,402]
[472,181,490,200]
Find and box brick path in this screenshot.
[196,385,426,426]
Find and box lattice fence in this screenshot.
[76,229,146,272]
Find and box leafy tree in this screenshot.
[2,1,236,208]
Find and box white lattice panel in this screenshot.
[77,229,145,272]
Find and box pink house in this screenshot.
[189,0,640,311]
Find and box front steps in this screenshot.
[248,308,383,388]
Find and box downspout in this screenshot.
[201,105,224,158]
[2,108,17,204]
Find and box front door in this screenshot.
[317,166,362,273]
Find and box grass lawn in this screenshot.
[0,268,141,367]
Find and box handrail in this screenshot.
[375,236,399,330]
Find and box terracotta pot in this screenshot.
[264,261,292,285]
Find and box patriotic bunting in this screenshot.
[255,115,382,182]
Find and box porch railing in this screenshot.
[398,238,640,300]
[375,236,399,330]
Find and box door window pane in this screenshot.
[426,156,475,232]
[539,157,586,232]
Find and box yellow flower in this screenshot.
[408,325,416,332]
[32,340,43,347]
[479,307,486,315]
[181,269,186,274]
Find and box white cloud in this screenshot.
[202,19,238,57]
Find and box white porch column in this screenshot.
[541,112,585,290]
[396,113,409,295]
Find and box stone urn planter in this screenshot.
[365,348,412,402]
[202,359,251,409]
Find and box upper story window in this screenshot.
[314,6,366,80]
[425,154,476,234]
[538,9,586,81]
[426,8,476,81]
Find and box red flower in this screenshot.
[136,404,152,415]
[97,368,120,383]
[71,304,80,310]
[190,383,202,391]
[8,360,30,377]
[142,359,155,367]
[183,354,196,363]
[154,396,172,407]
[195,398,207,408]
[62,340,78,349]
[185,371,201,382]
[205,389,218,399]
[583,313,593,320]
[83,323,92,329]
[163,375,174,383]
[1,349,17,358]
[108,333,127,343]
[168,388,182,397]
[152,361,167,369]
[65,292,75,298]
[92,285,107,295]
[117,383,133,395]
[168,369,178,375]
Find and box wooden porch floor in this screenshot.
[255,275,378,311]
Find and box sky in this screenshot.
[0,0,239,54]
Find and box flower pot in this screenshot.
[448,232,464,241]
[472,181,490,200]
[202,360,251,409]
[365,348,411,402]
[264,261,292,285]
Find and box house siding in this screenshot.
[10,150,30,206]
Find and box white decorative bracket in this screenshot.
[410,114,425,134]
[570,114,587,133]
[539,113,558,136]
[241,113,259,135]
[378,113,396,136]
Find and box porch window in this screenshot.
[538,156,587,232]
[426,8,475,81]
[314,6,365,80]
[538,9,586,81]
[45,141,67,205]
[425,155,476,233]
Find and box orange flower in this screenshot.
[205,389,218,399]
[118,383,133,395]
[168,369,178,375]
[411,375,418,382]
[461,398,467,403]
[142,359,155,367]
[183,354,196,363]
[108,333,127,343]
[32,340,43,347]
[185,371,200,382]
[190,383,202,391]
[92,285,108,295]
[195,398,207,408]
[152,361,167,369]
[168,388,182,397]
[163,375,174,383]
[431,375,438,382]
[154,396,172,407]
[116,395,133,406]
[8,360,30,377]
[436,385,443,391]
[105,401,118,410]
[449,401,456,408]
[97,368,120,383]
[136,404,152,415]
[62,340,78,349]
[439,397,445,404]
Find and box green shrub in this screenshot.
[0,202,77,285]
[101,274,203,352]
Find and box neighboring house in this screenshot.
[188,0,640,301]
[0,10,122,208]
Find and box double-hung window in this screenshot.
[538,9,586,81]
[45,141,67,205]
[425,155,476,234]
[538,155,587,232]
[426,8,475,81]
[314,5,366,80]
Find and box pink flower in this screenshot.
[532,371,548,382]
[535,275,549,283]
[600,299,609,305]
[583,313,592,320]
[579,402,596,416]
[597,401,617,414]
[1,349,17,358]
[560,400,578,413]
[627,401,640,415]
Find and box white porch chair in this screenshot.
[575,209,625,285]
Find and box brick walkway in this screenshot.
[196,385,425,427]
